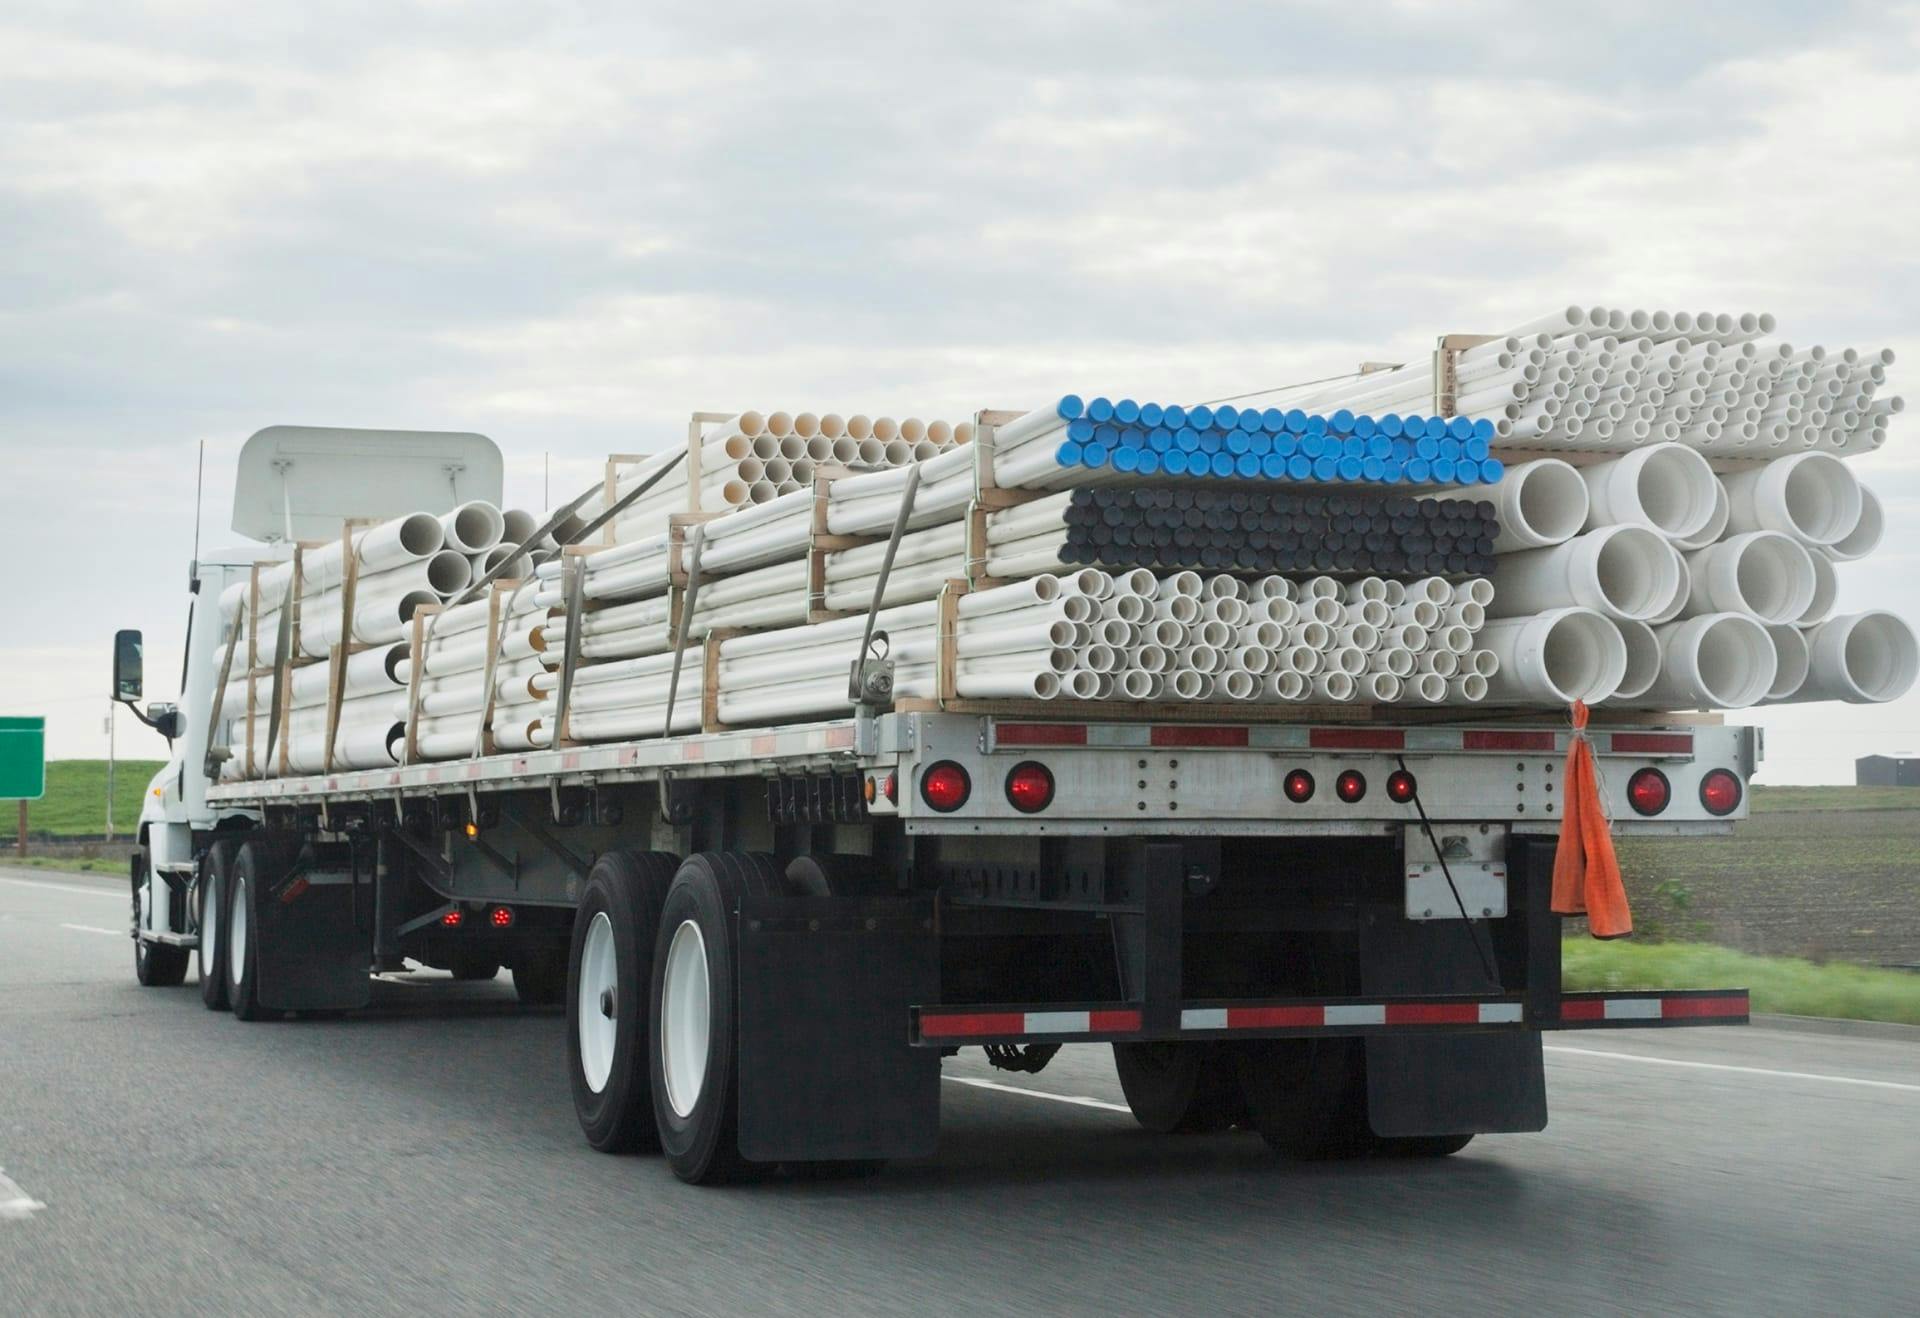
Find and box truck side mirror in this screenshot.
[113,629,144,702]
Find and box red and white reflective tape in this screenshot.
[1181,1001,1524,1030]
[918,1008,1142,1041]
[1558,993,1747,1023]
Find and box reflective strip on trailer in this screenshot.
[987,722,1703,758]
[1555,990,1748,1025]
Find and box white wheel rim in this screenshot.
[660,918,711,1119]
[228,877,248,988]
[201,874,220,975]
[576,913,618,1094]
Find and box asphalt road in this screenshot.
[2,868,1916,1317]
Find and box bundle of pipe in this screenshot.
[215,643,413,779]
[1284,307,1901,458]
[396,579,553,758]
[984,487,1499,577]
[988,396,1504,493]
[579,411,974,540]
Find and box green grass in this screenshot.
[1750,785,1920,814]
[1564,938,1920,1026]
[2,853,130,875]
[0,759,165,840]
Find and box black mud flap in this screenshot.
[735,894,940,1162]
[258,873,373,1012]
[1359,892,1547,1138]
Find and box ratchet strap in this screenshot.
[1552,701,1632,939]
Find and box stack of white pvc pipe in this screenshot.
[1289,307,1899,458]
[580,411,973,541]
[397,580,553,758]
[1463,441,1916,708]
[216,643,412,779]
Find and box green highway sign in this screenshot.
[0,716,46,800]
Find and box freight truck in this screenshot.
[124,421,1755,1184]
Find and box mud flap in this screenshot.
[1359,882,1547,1138]
[257,870,373,1012]
[735,894,940,1162]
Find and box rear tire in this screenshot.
[1113,1043,1248,1133]
[198,841,236,1010]
[1237,1038,1372,1160]
[448,955,500,982]
[650,852,782,1185]
[567,850,678,1153]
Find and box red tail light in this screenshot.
[1004,761,1055,813]
[1627,767,1671,816]
[1386,769,1417,803]
[1699,769,1742,816]
[883,771,898,805]
[920,761,971,812]
[1336,769,1367,803]
[1283,769,1315,803]
[441,909,463,928]
[490,906,514,928]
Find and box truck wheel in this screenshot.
[228,836,297,1022]
[1373,1133,1474,1158]
[650,852,782,1184]
[448,955,500,982]
[1236,1038,1372,1160]
[567,850,678,1153]
[131,850,189,987]
[198,841,237,1010]
[1112,1043,1248,1133]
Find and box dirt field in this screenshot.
[1615,786,1920,968]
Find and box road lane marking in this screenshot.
[61,923,126,937]
[0,1169,46,1221]
[0,876,122,900]
[1546,1045,1920,1094]
[943,1075,1131,1113]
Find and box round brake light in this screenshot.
[883,771,898,805]
[1386,769,1417,803]
[1627,767,1671,816]
[920,761,971,813]
[1004,761,1055,813]
[1283,769,1315,803]
[490,906,514,928]
[1699,769,1742,816]
[1336,769,1367,803]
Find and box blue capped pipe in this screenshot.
[1162,403,1188,429]
[1366,434,1392,459]
[1225,430,1251,455]
[1336,455,1364,481]
[1480,458,1505,482]
[1174,427,1201,452]
[1188,404,1215,430]
[1057,394,1085,419]
[1414,435,1439,461]
[1342,436,1366,459]
[1214,404,1240,430]
[1300,433,1326,460]
[1362,455,1386,482]
[1164,450,1190,475]
[1311,456,1339,481]
[1438,438,1462,461]
[1197,429,1224,455]
[1113,447,1142,473]
[1331,408,1355,434]
[1353,415,1377,439]
[1285,408,1308,434]
[1261,407,1286,432]
[1137,450,1162,475]
[1139,402,1164,427]
[1261,454,1287,479]
[1082,443,1109,468]
[1473,417,1496,443]
[1115,398,1141,424]
[1423,416,1449,441]
[1379,413,1404,438]
[1406,457,1432,483]
[1464,436,1489,462]
[1432,457,1457,483]
[1237,408,1262,433]
[1235,453,1261,479]
[1057,440,1083,467]
[1273,432,1299,458]
[1067,418,1095,442]
[1448,415,1474,441]
[1093,423,1119,446]
[1087,397,1114,423]
[1249,432,1273,457]
[1209,452,1235,478]
[1287,454,1313,481]
[1305,415,1328,439]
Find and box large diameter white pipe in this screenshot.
[1580,442,1720,542]
[1479,608,1627,705]
[1762,624,1810,701]
[1722,452,1862,547]
[1644,613,1777,710]
[1602,620,1662,703]
[1802,612,1920,704]
[1671,478,1730,553]
[1490,525,1680,622]
[1682,532,1816,624]
[1821,484,1882,562]
[1435,459,1589,553]
[1798,550,1838,628]
[440,501,506,555]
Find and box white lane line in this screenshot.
[0,1169,46,1221]
[59,923,125,938]
[943,1075,1131,1114]
[0,876,122,900]
[1546,1045,1920,1094]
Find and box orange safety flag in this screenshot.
[1551,701,1633,939]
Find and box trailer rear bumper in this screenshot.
[910,988,1748,1046]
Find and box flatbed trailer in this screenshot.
[123,427,1757,1184]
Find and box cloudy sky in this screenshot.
[4,0,1918,782]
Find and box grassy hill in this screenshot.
[0,759,166,840]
